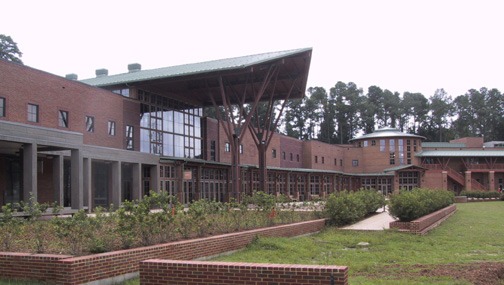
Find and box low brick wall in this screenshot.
[390,204,457,235]
[140,259,348,285]
[0,253,72,282]
[0,219,327,284]
[454,196,467,203]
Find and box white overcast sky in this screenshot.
[2,0,503,98]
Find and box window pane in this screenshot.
[27,104,39,122]
[85,116,94,132]
[59,110,68,128]
[0,97,5,117]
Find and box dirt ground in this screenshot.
[360,262,504,284]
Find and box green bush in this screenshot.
[459,191,501,199]
[353,188,386,214]
[324,191,366,226]
[389,188,454,222]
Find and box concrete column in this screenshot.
[465,171,472,191]
[71,149,83,209]
[132,163,142,200]
[150,164,159,192]
[441,171,448,191]
[52,155,64,206]
[23,143,37,202]
[393,173,400,194]
[83,158,91,211]
[111,161,122,207]
[489,171,495,192]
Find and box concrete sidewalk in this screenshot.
[341,208,397,231]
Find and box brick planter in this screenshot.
[140,259,348,285]
[389,204,457,235]
[0,219,334,284]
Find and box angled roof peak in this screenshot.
[80,47,312,87]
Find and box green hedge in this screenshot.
[459,191,502,199]
[324,189,385,226]
[388,188,454,222]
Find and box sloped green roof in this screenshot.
[383,164,426,172]
[417,150,504,157]
[81,48,312,87]
[422,142,466,148]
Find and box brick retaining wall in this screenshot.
[0,253,72,282]
[140,259,348,285]
[390,204,457,235]
[0,219,329,284]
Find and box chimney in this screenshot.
[128,63,141,73]
[95,68,108,77]
[65,73,78,80]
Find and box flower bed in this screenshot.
[0,219,328,284]
[389,204,457,235]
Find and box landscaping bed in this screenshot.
[389,204,457,234]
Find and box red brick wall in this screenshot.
[280,135,303,168]
[0,253,72,282]
[0,219,327,284]
[140,259,348,285]
[0,60,128,150]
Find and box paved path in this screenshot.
[341,208,397,231]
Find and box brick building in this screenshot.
[1,48,503,211]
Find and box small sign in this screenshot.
[183,170,192,180]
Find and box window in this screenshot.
[272,149,277,158]
[380,139,385,152]
[27,104,39,122]
[239,144,243,154]
[340,159,343,166]
[334,158,337,165]
[352,160,359,167]
[108,121,116,136]
[390,152,395,165]
[296,154,300,162]
[282,152,286,160]
[363,141,368,147]
[112,88,130,97]
[315,156,318,163]
[58,110,68,128]
[210,140,216,161]
[126,125,134,150]
[371,140,376,146]
[0,97,5,117]
[290,153,293,161]
[224,142,230,152]
[85,116,94,132]
[389,139,395,152]
[322,156,325,164]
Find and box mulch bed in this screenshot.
[359,262,504,284]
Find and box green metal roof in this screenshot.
[383,164,425,172]
[81,48,312,87]
[416,150,504,157]
[422,142,466,148]
[349,127,425,142]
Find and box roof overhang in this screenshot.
[81,48,312,107]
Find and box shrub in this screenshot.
[353,188,386,214]
[52,210,93,255]
[459,191,501,199]
[389,188,454,222]
[324,191,366,226]
[0,204,24,251]
[243,191,276,211]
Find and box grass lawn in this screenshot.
[213,202,504,284]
